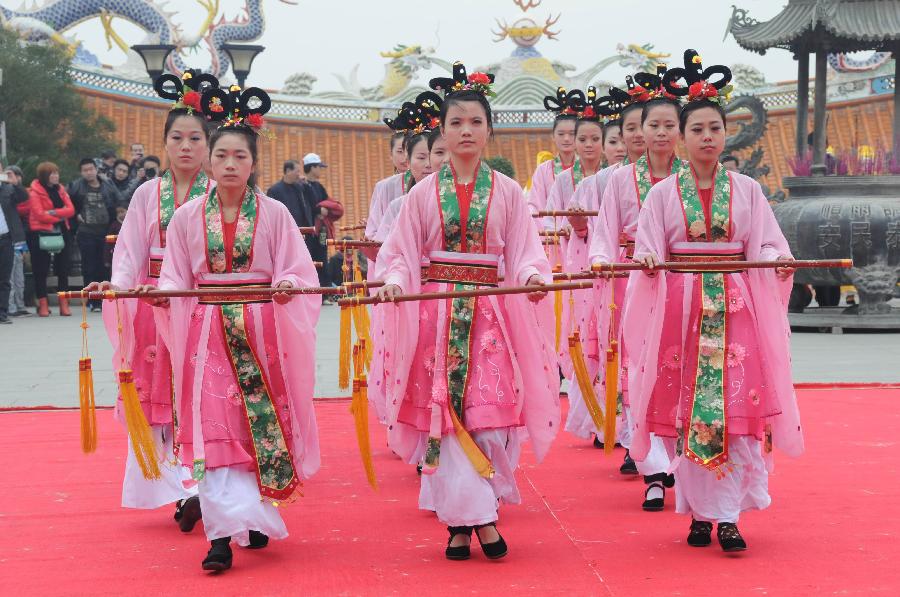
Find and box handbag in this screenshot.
[39,224,65,254]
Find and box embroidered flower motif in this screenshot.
[691,417,723,448]
[726,342,746,368]
[423,345,436,374]
[662,345,681,370]
[227,384,242,406]
[480,328,503,354]
[727,288,745,313]
[749,388,760,406]
[143,345,157,363]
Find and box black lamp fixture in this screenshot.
[222,43,265,88]
[131,44,177,81]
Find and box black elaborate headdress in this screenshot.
[662,49,733,105]
[631,64,679,102]
[596,85,634,122]
[200,84,272,134]
[153,69,220,115]
[384,91,443,136]
[429,61,496,98]
[543,87,584,118]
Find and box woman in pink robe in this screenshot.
[362,127,413,266]
[368,96,444,425]
[525,87,580,214]
[564,115,632,446]
[588,86,687,509]
[87,71,218,525]
[378,63,558,561]
[627,55,801,551]
[157,87,320,572]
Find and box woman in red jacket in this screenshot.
[28,162,75,316]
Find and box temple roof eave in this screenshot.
[729,1,900,55]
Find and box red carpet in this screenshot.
[1,388,897,596]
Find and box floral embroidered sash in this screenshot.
[403,170,414,194]
[201,189,299,500]
[158,169,209,248]
[632,154,682,208]
[570,159,584,189]
[676,164,733,472]
[423,162,494,472]
[553,155,580,179]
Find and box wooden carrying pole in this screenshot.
[589,258,852,273]
[59,286,346,301]
[327,239,382,248]
[339,280,594,307]
[532,210,599,217]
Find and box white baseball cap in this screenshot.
[303,153,327,168]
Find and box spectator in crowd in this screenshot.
[720,155,740,172]
[124,155,161,204]
[28,162,75,317]
[110,158,133,193]
[104,205,127,272]
[128,142,145,177]
[3,166,32,317]
[98,150,117,181]
[267,159,313,227]
[0,163,18,324]
[68,157,122,311]
[302,152,343,288]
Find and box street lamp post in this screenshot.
[221,44,265,88]
[131,44,177,81]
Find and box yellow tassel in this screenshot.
[119,369,161,480]
[79,358,98,453]
[554,284,563,352]
[339,305,352,389]
[449,406,495,479]
[603,341,619,456]
[349,374,378,489]
[568,331,605,435]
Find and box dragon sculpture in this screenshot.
[0,0,295,78]
[331,44,452,102]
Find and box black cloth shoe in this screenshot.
[717,523,747,552]
[474,523,508,559]
[619,450,638,475]
[247,530,269,549]
[178,495,202,533]
[173,500,184,522]
[202,537,233,572]
[445,526,472,560]
[641,472,674,511]
[687,519,713,547]
[593,435,604,449]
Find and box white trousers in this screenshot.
[122,424,197,509]
[419,428,521,527]
[198,467,288,545]
[675,435,771,524]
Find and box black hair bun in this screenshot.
[429,61,495,98]
[662,49,732,98]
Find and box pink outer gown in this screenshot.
[625,172,804,522]
[525,158,560,214]
[157,193,321,480]
[377,169,560,525]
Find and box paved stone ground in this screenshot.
[1,304,897,409]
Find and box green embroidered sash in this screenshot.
[403,170,414,194]
[201,188,299,500]
[569,159,584,188]
[158,169,209,247]
[632,154,682,207]
[423,162,494,470]
[677,165,732,471]
[553,155,580,178]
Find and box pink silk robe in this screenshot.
[378,170,560,465]
[364,173,405,240]
[157,193,321,479]
[103,177,210,424]
[526,158,559,214]
[624,172,803,464]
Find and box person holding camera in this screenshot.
[123,155,161,205]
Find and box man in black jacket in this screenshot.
[69,158,123,311]
[266,160,313,228]
[0,163,23,323]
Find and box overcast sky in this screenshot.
[6,0,802,91]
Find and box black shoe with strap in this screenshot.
[202,537,233,572]
[641,472,675,511]
[619,450,638,475]
[247,530,269,549]
[717,523,747,552]
[687,519,713,547]
[177,495,202,533]
[474,522,508,559]
[445,526,472,560]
